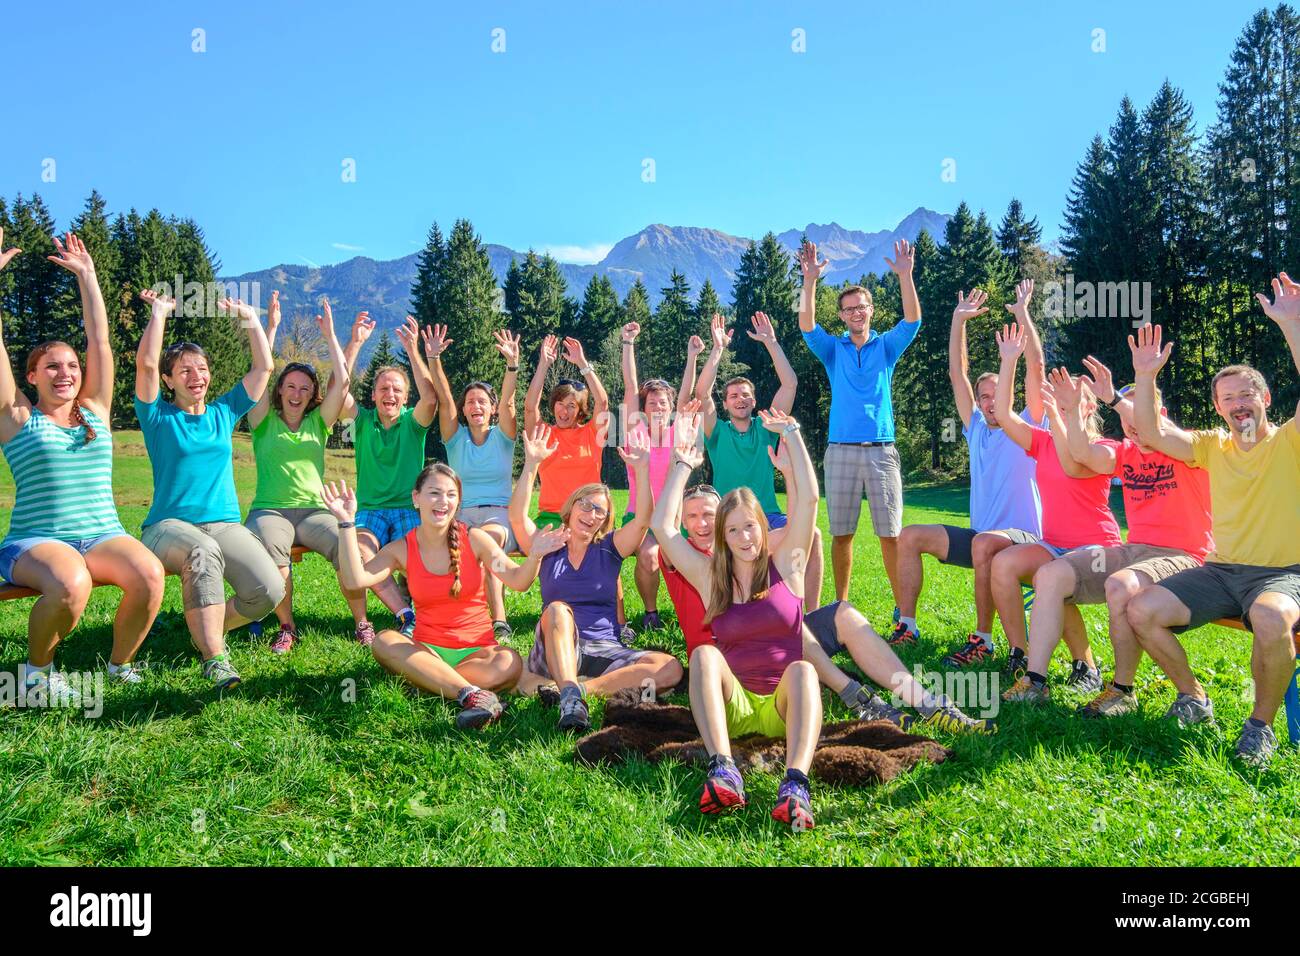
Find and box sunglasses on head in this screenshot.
[164,341,204,355]
[685,483,720,500]
[557,378,588,391]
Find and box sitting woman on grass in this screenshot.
[508,423,684,734]
[323,464,568,729]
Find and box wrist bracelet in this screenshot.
[1107,393,1123,407]
[338,521,356,529]
[782,421,801,435]
[506,365,519,372]
[579,365,594,376]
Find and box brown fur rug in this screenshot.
[575,688,953,786]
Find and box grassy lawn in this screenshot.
[0,432,1297,866]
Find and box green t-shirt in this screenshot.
[703,418,782,514]
[353,405,431,510]
[251,407,331,511]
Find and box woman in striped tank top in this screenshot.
[0,232,166,701]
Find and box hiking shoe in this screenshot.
[354,621,376,647]
[943,634,993,668]
[397,609,416,639]
[537,683,561,708]
[888,622,919,647]
[557,692,591,732]
[643,611,663,632]
[920,702,998,735]
[1164,693,1214,726]
[492,620,513,640]
[699,756,747,814]
[202,656,241,691]
[770,777,815,832]
[16,667,82,708]
[1065,660,1103,694]
[456,688,505,729]
[1002,674,1049,703]
[1002,647,1029,678]
[1234,721,1277,768]
[853,689,914,730]
[270,624,297,655]
[107,663,144,685]
[618,622,637,645]
[1078,682,1138,718]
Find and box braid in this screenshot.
[447,520,463,598]
[71,401,96,446]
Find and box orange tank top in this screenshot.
[404,525,496,650]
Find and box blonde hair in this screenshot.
[558,482,614,540]
[703,488,771,625]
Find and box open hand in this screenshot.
[1127,323,1172,377]
[322,479,359,522]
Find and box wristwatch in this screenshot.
[1106,393,1124,408]
[338,521,356,529]
[579,364,594,376]
[782,421,801,435]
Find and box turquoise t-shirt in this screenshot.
[703,418,782,515]
[445,424,514,508]
[135,382,256,528]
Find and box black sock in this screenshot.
[1112,682,1134,694]
[1027,671,1047,686]
[1248,717,1269,729]
[784,768,810,789]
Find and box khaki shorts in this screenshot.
[1058,543,1199,605]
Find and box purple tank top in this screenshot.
[709,564,803,694]
[539,535,624,644]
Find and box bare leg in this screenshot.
[831,534,855,603]
[773,660,821,774]
[1105,569,1148,685]
[583,652,683,697]
[372,629,471,698]
[1245,594,1300,723]
[991,544,1053,653]
[187,603,228,660]
[896,525,948,619]
[358,531,408,618]
[82,536,166,666]
[879,535,901,606]
[1127,586,1200,697]
[10,543,93,667]
[456,645,524,693]
[689,644,737,758]
[971,533,1015,635]
[480,525,510,625]
[634,539,660,616]
[1026,559,1076,676]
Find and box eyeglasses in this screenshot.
[839,305,872,315]
[557,378,588,391]
[575,498,608,518]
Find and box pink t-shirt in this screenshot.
[1026,427,1122,550]
[624,421,674,514]
[1114,440,1213,562]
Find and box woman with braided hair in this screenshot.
[0,231,166,703]
[323,463,569,729]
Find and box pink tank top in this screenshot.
[708,564,803,695]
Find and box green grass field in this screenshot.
[1,431,1297,866]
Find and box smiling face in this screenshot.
[277,369,317,418]
[553,394,580,428]
[838,289,874,337]
[462,386,495,429]
[413,469,459,529]
[1214,372,1270,439]
[643,385,674,428]
[975,376,999,426]
[723,381,756,422]
[163,351,211,406]
[26,343,82,406]
[682,494,718,548]
[722,500,767,564]
[373,370,409,421]
[562,484,612,542]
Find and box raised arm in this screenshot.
[322,479,403,590]
[220,297,273,402]
[949,290,989,428]
[993,323,1034,451]
[1080,354,1129,421]
[394,315,438,427]
[884,239,921,324]
[317,300,351,427]
[1256,271,1300,432]
[758,410,817,598]
[611,427,652,557]
[135,289,175,404]
[470,523,568,593]
[695,313,732,437]
[1129,324,1195,460]
[508,423,557,555]
[0,230,28,428]
[797,240,831,334]
[524,334,558,432]
[620,321,641,420]
[679,334,703,411]
[423,323,459,441]
[1005,279,1045,420]
[1053,367,1117,475]
[338,310,374,422]
[747,311,797,414]
[650,410,712,594]
[493,329,521,440]
[247,290,281,431]
[46,234,112,417]
[562,336,608,442]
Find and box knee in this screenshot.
[370,628,405,665]
[655,653,684,688]
[50,565,93,612]
[1032,561,1073,595]
[242,572,286,620]
[990,551,1016,584]
[1248,599,1297,645]
[1125,589,1161,636]
[689,642,722,673]
[971,534,1000,567]
[832,534,854,548]
[788,658,818,688]
[1104,571,1140,608]
[541,601,574,633]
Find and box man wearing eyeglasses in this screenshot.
[798,239,920,612]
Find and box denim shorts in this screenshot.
[0,531,128,584]
[355,508,421,548]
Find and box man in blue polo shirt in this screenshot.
[799,239,919,608]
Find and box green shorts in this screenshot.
[725,683,786,738]
[533,511,564,531]
[422,643,490,667]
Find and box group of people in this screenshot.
[1,227,1296,834]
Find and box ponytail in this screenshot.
[447,520,463,598]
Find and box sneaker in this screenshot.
[887,622,919,647]
[202,656,241,691]
[456,688,505,729]
[1234,720,1277,768]
[920,702,998,735]
[16,667,82,708]
[1163,692,1214,726]
[1065,660,1103,694]
[1002,674,1049,703]
[492,620,513,640]
[770,777,815,832]
[537,683,561,708]
[698,756,747,814]
[852,689,914,730]
[643,611,663,632]
[270,624,297,655]
[618,622,637,645]
[107,662,144,685]
[1078,682,1138,718]
[942,634,993,668]
[1002,647,1029,677]
[557,692,591,732]
[354,621,376,647]
[397,609,416,639]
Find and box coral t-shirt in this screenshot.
[1026,427,1122,550]
[1114,440,1213,561]
[538,421,603,513]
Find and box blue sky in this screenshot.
[2,0,1264,275]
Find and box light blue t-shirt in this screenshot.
[965,407,1044,535]
[135,382,256,528]
[803,321,920,443]
[445,424,515,508]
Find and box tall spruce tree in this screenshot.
[995,198,1042,275]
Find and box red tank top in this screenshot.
[405,525,496,650]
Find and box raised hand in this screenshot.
[493,329,521,366]
[747,311,778,346]
[953,289,989,323]
[709,313,733,351]
[528,523,571,558]
[140,288,177,320]
[1046,367,1083,411]
[1005,278,1034,317]
[884,239,915,276]
[686,334,705,360]
[799,240,830,283]
[266,290,282,332]
[394,315,421,355]
[621,322,640,344]
[996,322,1027,361]
[562,336,588,368]
[757,407,796,433]
[1080,355,1115,404]
[1255,272,1300,327]
[316,297,340,342]
[322,479,359,522]
[219,297,257,327]
[618,425,651,470]
[47,233,94,279]
[423,323,453,358]
[673,409,705,468]
[539,334,559,365]
[522,423,558,463]
[0,226,21,271]
[1039,380,1060,418]
[350,310,376,346]
[767,436,792,472]
[1127,323,1172,377]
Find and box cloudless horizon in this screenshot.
[1,0,1266,275]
